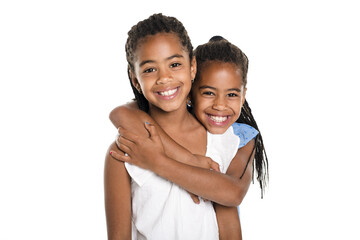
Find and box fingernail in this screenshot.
[110,151,113,155]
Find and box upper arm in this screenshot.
[109,103,194,165]
[109,102,152,136]
[104,142,132,240]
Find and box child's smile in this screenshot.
[206,113,231,126]
[192,61,245,134]
[156,86,180,100]
[131,33,195,113]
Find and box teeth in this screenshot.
[159,88,177,96]
[209,115,228,123]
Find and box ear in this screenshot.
[129,70,140,91]
[190,56,197,81]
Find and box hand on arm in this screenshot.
[110,104,219,170]
[113,119,255,207]
[109,103,254,206]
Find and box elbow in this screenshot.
[225,187,246,207]
[234,189,245,206]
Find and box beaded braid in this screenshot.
[194,36,269,197]
[125,13,193,112]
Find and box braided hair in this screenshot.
[194,36,269,197]
[125,13,193,112]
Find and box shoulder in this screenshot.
[231,123,258,148]
[109,101,138,120]
[109,101,151,129]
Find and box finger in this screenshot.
[118,135,135,149]
[109,149,123,161]
[187,191,200,204]
[117,137,132,154]
[117,127,139,143]
[144,122,159,138]
[110,150,131,163]
[210,161,220,172]
[115,134,121,149]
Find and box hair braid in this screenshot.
[125,13,193,112]
[237,100,269,198]
[194,36,269,197]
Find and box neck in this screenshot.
[148,103,193,132]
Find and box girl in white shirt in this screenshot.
[105,14,268,240]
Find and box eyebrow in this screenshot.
[199,85,242,92]
[139,54,184,67]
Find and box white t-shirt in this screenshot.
[125,126,240,240]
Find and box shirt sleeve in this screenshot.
[125,162,155,187]
[232,123,259,148]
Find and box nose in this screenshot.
[156,68,173,85]
[212,96,227,111]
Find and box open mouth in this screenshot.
[156,87,179,100]
[158,88,178,96]
[206,114,231,126]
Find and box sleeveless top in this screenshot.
[125,123,258,240]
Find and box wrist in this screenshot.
[150,152,169,173]
[183,152,197,166]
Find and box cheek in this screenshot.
[193,102,207,119]
[231,101,242,116]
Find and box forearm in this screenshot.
[110,104,199,167]
[110,104,253,205]
[152,153,242,206]
[214,204,242,240]
[150,140,256,206]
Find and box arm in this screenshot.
[215,139,255,239]
[111,103,219,170]
[104,142,132,240]
[115,118,254,207]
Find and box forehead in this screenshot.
[134,33,186,61]
[198,61,243,87]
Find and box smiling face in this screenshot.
[131,33,196,113]
[191,61,246,134]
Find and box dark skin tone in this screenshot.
[104,143,132,240]
[108,103,255,240]
[104,32,254,239]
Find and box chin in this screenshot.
[207,126,228,135]
[160,102,183,112]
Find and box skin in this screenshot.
[191,61,246,134]
[104,143,132,240]
[105,32,255,239]
[109,106,254,240]
[132,33,194,114]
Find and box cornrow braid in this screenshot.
[194,35,248,86]
[125,13,193,112]
[238,100,269,198]
[194,36,269,197]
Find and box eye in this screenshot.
[144,68,156,73]
[202,91,215,96]
[228,93,239,97]
[170,63,181,68]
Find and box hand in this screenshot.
[111,122,165,171]
[186,155,220,204]
[192,154,220,172]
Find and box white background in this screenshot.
[1,0,359,239]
